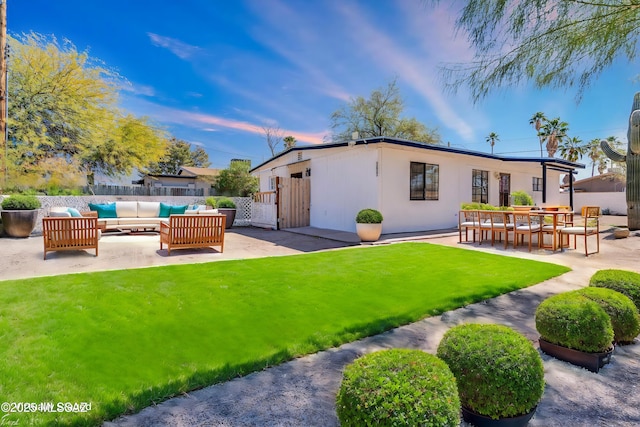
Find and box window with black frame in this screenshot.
[532,177,543,192]
[472,169,488,203]
[410,162,439,200]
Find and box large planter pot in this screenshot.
[356,223,382,242]
[217,208,236,229]
[539,338,613,373]
[461,406,536,427]
[1,209,39,238]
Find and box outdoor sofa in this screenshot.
[85,201,214,231]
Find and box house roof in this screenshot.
[178,166,220,177]
[560,172,624,188]
[249,136,586,172]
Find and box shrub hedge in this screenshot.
[590,269,640,311]
[574,287,640,344]
[535,293,614,353]
[1,194,41,210]
[436,324,544,420]
[336,349,460,427]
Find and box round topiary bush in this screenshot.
[436,323,544,420]
[355,208,383,224]
[535,292,614,353]
[336,349,460,427]
[590,269,640,311]
[573,287,640,344]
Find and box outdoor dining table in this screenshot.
[527,209,574,251]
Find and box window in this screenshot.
[532,177,542,192]
[472,169,488,203]
[410,162,439,200]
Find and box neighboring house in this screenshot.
[136,167,220,196]
[563,172,626,192]
[250,137,585,234]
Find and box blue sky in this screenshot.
[8,0,640,180]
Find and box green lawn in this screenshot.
[0,242,569,426]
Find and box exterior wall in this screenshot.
[252,143,573,234]
[377,145,568,233]
[573,192,626,215]
[309,147,379,232]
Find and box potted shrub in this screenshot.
[216,197,236,229]
[510,190,535,211]
[573,287,640,344]
[436,323,544,426]
[355,208,383,242]
[535,292,614,372]
[590,269,640,310]
[1,194,42,238]
[336,349,460,426]
[205,197,217,209]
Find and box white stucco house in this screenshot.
[250,137,585,234]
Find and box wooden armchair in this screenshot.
[42,216,99,260]
[160,214,226,255]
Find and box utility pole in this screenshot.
[0,0,6,190]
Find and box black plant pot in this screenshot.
[462,406,536,427]
[1,210,39,238]
[217,208,236,229]
[539,338,613,373]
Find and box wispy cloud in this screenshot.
[121,82,156,97]
[334,2,476,142]
[134,99,328,145]
[147,32,201,60]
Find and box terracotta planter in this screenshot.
[462,406,536,427]
[1,210,39,238]
[356,223,382,242]
[539,338,613,373]
[217,208,236,229]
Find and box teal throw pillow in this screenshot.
[170,205,188,215]
[67,207,82,217]
[159,203,172,218]
[88,203,117,218]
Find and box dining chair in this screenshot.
[513,212,542,252]
[488,211,514,249]
[559,206,601,256]
[458,210,480,243]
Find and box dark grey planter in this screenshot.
[461,406,536,427]
[539,338,613,373]
[1,209,40,237]
[217,208,236,229]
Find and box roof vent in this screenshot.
[297,152,302,161]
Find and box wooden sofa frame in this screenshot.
[42,215,100,260]
[160,214,226,255]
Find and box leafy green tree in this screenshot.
[434,1,640,101]
[529,112,547,157]
[539,117,569,158]
[283,135,297,150]
[485,132,499,154]
[145,138,210,175]
[558,136,587,163]
[330,79,440,144]
[6,32,166,189]
[213,161,258,197]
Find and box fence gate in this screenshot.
[277,177,310,229]
[251,191,278,229]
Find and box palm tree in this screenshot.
[558,136,587,162]
[586,138,605,176]
[529,112,546,157]
[539,117,569,158]
[485,132,499,154]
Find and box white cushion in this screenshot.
[115,201,138,218]
[137,201,160,218]
[49,210,71,217]
[560,227,598,235]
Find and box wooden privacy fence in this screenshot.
[278,177,310,229]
